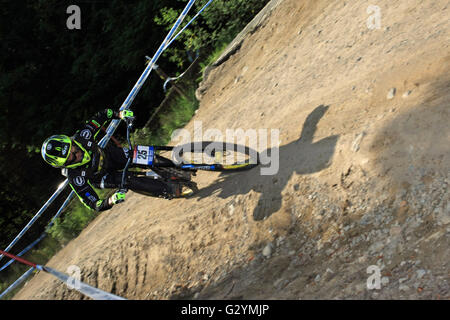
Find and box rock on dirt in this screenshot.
[387,88,397,100]
[262,243,273,258]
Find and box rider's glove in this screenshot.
[110,190,127,205]
[119,110,134,120]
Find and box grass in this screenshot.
[198,41,230,79]
[133,86,199,146]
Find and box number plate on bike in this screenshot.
[132,146,154,166]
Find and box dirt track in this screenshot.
[14,0,449,300]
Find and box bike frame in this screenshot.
[152,145,218,171]
[120,119,212,191]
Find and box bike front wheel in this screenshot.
[171,141,260,172]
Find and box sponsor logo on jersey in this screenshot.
[74,176,85,186]
[80,129,92,139]
[85,192,97,202]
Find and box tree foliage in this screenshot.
[155,0,269,66]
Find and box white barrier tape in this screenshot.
[43,266,126,300]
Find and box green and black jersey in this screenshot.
[66,108,122,211]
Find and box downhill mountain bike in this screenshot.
[119,117,260,198]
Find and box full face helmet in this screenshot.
[41,135,72,168]
[41,135,91,168]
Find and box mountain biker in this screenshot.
[41,108,181,212]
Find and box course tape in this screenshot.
[43,266,126,300]
[0,250,126,300]
[0,235,45,272]
[163,69,188,92]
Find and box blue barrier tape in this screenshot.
[152,0,214,93]
[1,264,126,300]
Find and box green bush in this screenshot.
[133,86,199,146]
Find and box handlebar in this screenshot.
[120,117,134,191]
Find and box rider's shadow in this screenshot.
[194,104,339,221]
